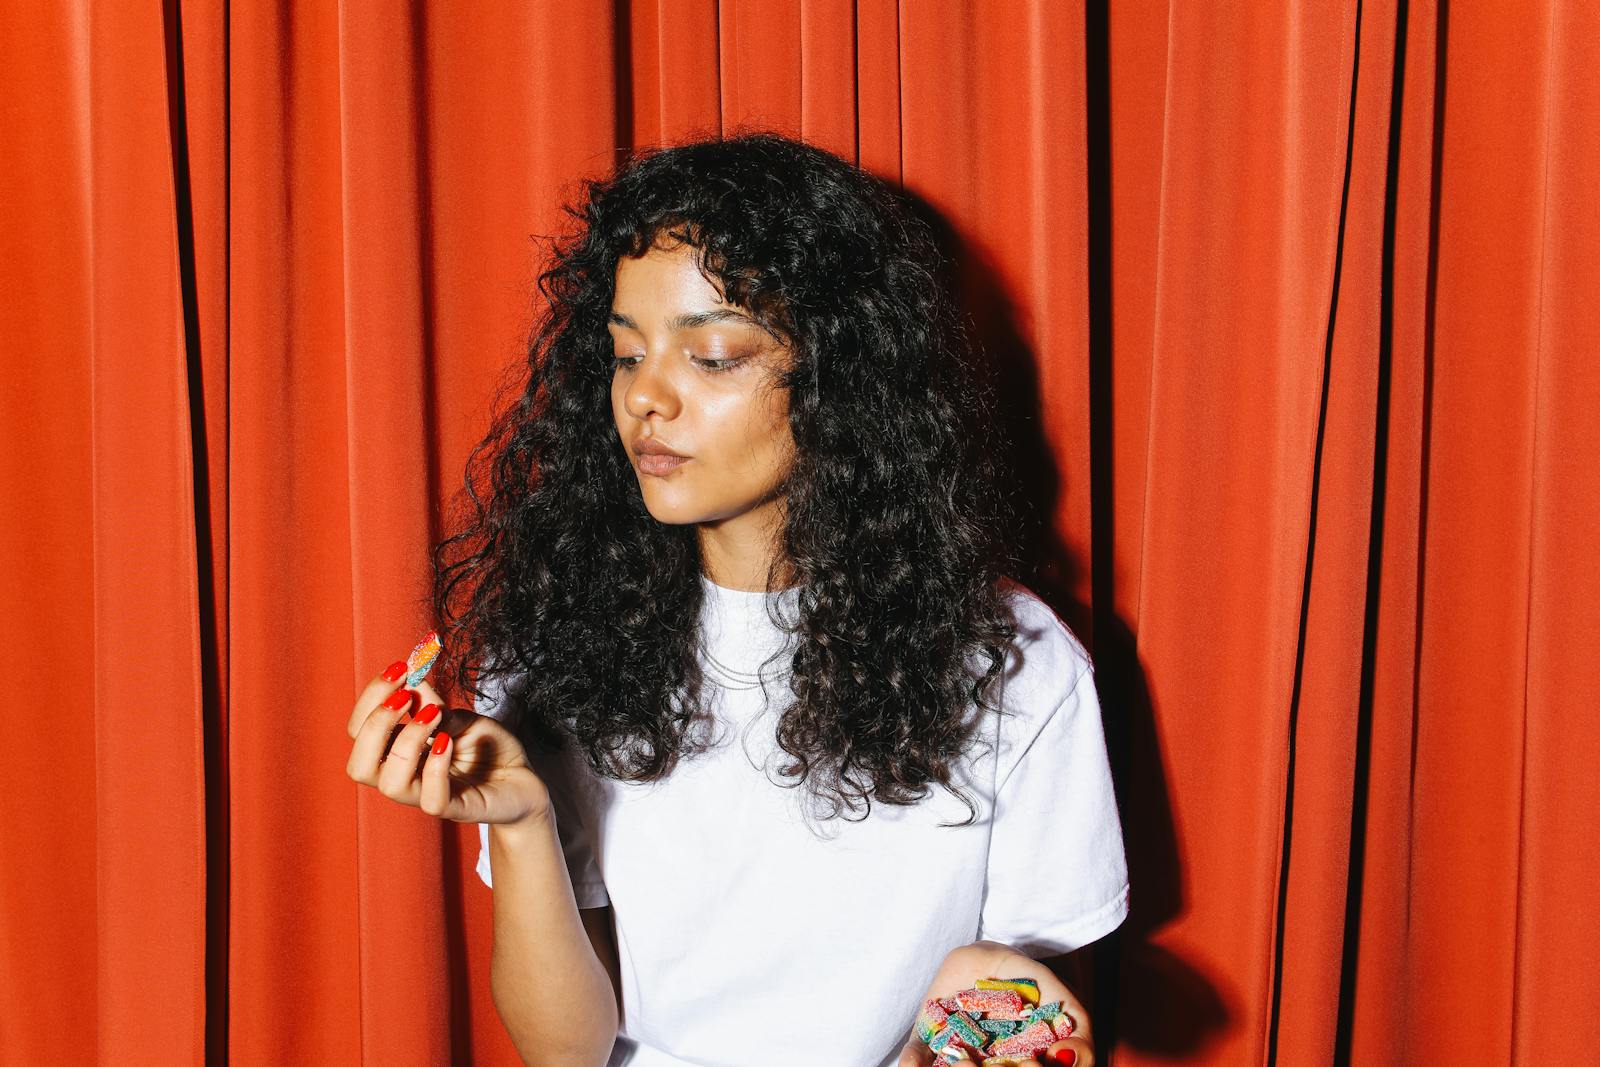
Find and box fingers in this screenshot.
[349,658,410,739]
[896,1037,934,1066]
[345,666,451,805]
[1038,1037,1093,1065]
[348,653,453,736]
[375,694,446,800]
[346,679,417,784]
[417,720,455,817]
[411,675,448,715]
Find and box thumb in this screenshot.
[1040,1036,1095,1066]
[897,1034,935,1066]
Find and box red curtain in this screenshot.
[3,2,1595,1064]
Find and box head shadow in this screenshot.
[896,185,1228,1058]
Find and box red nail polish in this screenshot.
[380,660,407,683]
[417,703,441,726]
[1049,1050,1076,1065]
[381,688,413,711]
[431,732,449,756]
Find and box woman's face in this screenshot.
[609,237,796,565]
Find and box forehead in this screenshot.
[610,242,761,331]
[612,240,715,295]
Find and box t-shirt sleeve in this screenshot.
[471,670,609,909]
[978,662,1130,957]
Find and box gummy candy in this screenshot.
[978,1018,1023,1038]
[404,630,442,688]
[917,998,953,1042]
[987,1019,1058,1058]
[975,977,1041,1005]
[918,977,1074,1063]
[1030,1001,1076,1037]
[955,989,1026,1016]
[929,1026,974,1057]
[945,1011,988,1049]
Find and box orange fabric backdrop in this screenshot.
[2,2,1596,1064]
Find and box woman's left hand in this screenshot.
[894,940,1095,1066]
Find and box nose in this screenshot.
[620,350,683,423]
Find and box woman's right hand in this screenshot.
[345,659,552,827]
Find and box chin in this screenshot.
[642,507,703,526]
[636,490,710,525]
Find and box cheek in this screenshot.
[753,391,795,466]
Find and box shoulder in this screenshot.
[993,576,1094,704]
[986,578,1101,787]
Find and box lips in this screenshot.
[633,437,690,476]
[634,438,687,458]
[637,452,689,476]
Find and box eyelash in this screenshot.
[610,355,741,373]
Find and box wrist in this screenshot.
[490,805,557,848]
[962,939,1016,970]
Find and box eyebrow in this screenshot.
[607,308,759,332]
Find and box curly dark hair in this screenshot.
[429,129,1022,825]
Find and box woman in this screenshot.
[344,131,1128,1067]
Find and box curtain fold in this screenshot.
[2,1,1595,1064]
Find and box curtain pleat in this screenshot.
[86,3,210,1062]
[1510,10,1600,1061]
[3,1,1596,1064]
[0,4,99,1065]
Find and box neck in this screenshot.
[696,499,795,592]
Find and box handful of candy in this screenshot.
[916,977,1077,1064]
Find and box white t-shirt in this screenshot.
[475,574,1129,1067]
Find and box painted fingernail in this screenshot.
[380,660,407,683]
[380,688,413,711]
[431,732,449,756]
[1049,1050,1076,1065]
[416,703,441,726]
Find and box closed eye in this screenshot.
[610,355,744,373]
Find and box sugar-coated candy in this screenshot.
[978,1018,1023,1038]
[976,995,1033,1022]
[987,1019,1058,1059]
[917,976,1075,1062]
[929,1026,975,1057]
[917,997,953,1042]
[984,1003,1033,1022]
[404,630,442,688]
[944,1011,988,1050]
[1026,1000,1075,1036]
[955,989,1026,1016]
[975,977,1041,1006]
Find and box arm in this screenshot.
[488,811,619,1067]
